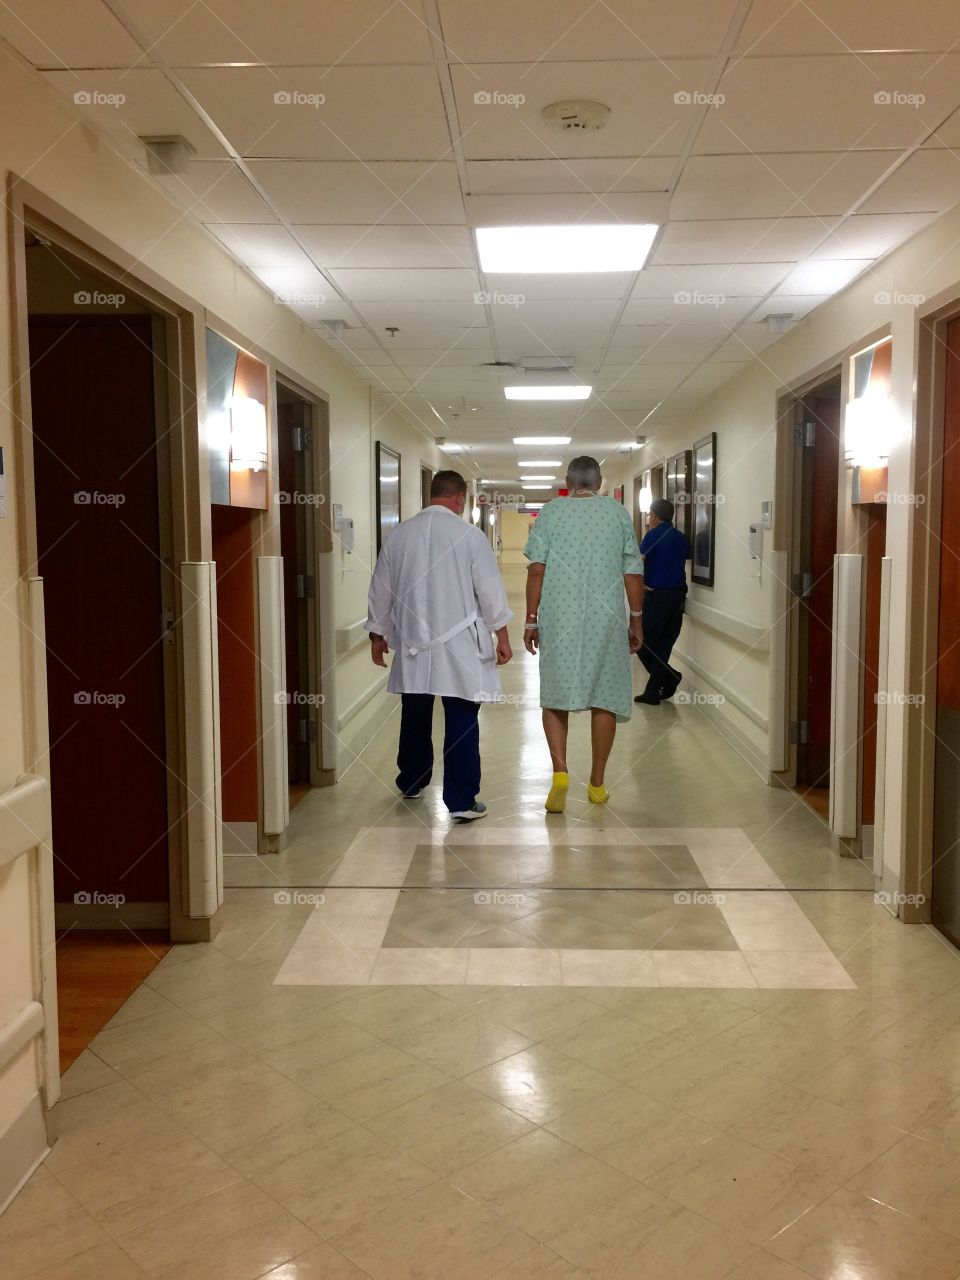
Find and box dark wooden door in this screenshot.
[29,316,169,904]
[797,393,840,786]
[277,398,313,786]
[933,318,960,946]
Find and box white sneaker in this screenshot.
[449,802,487,823]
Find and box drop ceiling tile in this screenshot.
[439,0,742,61]
[451,60,715,160]
[372,326,493,350]
[696,55,960,155]
[247,161,464,224]
[355,299,494,328]
[326,345,396,367]
[621,295,764,325]
[491,300,622,330]
[178,66,449,161]
[296,225,474,269]
[327,268,482,302]
[248,264,361,321]
[653,217,840,264]
[207,223,307,266]
[810,211,937,258]
[755,293,832,320]
[496,330,611,353]
[734,0,960,54]
[466,158,674,196]
[43,68,227,160]
[771,259,873,294]
[122,0,435,65]
[671,152,895,220]
[631,262,790,297]
[478,272,636,301]
[596,363,698,380]
[157,163,277,222]
[860,150,960,215]
[0,0,147,66]
[389,349,496,369]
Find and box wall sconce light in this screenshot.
[471,505,481,524]
[229,394,268,472]
[638,485,653,513]
[844,393,894,469]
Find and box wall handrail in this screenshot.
[684,599,770,652]
[0,774,51,871]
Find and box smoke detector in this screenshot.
[542,100,610,133]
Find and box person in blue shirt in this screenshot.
[634,498,688,705]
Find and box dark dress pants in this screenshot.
[397,693,481,812]
[638,586,686,697]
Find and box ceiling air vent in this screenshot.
[521,356,576,374]
[542,100,610,132]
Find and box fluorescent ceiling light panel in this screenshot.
[476,224,658,273]
[513,436,572,445]
[518,459,562,466]
[505,386,591,401]
[523,484,553,490]
[521,475,556,481]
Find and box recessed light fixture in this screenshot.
[521,475,556,481]
[513,436,572,446]
[518,459,562,467]
[476,224,658,274]
[505,386,591,401]
[522,483,553,490]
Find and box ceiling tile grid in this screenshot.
[7,0,960,479]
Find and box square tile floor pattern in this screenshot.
[7,572,960,1278]
[7,916,960,1280]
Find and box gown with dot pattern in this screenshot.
[524,494,643,722]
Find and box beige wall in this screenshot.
[498,509,535,565]
[603,200,960,898]
[0,46,438,1182]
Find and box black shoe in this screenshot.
[659,672,682,700]
[634,692,661,706]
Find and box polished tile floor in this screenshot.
[5,569,960,1278]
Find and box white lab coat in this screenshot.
[365,506,512,702]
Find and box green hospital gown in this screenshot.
[524,495,643,722]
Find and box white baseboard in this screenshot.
[0,1092,49,1217]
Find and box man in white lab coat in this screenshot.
[365,470,512,821]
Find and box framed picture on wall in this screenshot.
[665,449,692,553]
[691,432,717,587]
[375,442,401,552]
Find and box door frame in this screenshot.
[275,373,335,788]
[772,329,893,839]
[772,351,859,791]
[7,177,200,939]
[906,286,960,921]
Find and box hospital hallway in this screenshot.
[6,564,960,1280]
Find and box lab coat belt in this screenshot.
[404,611,479,656]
